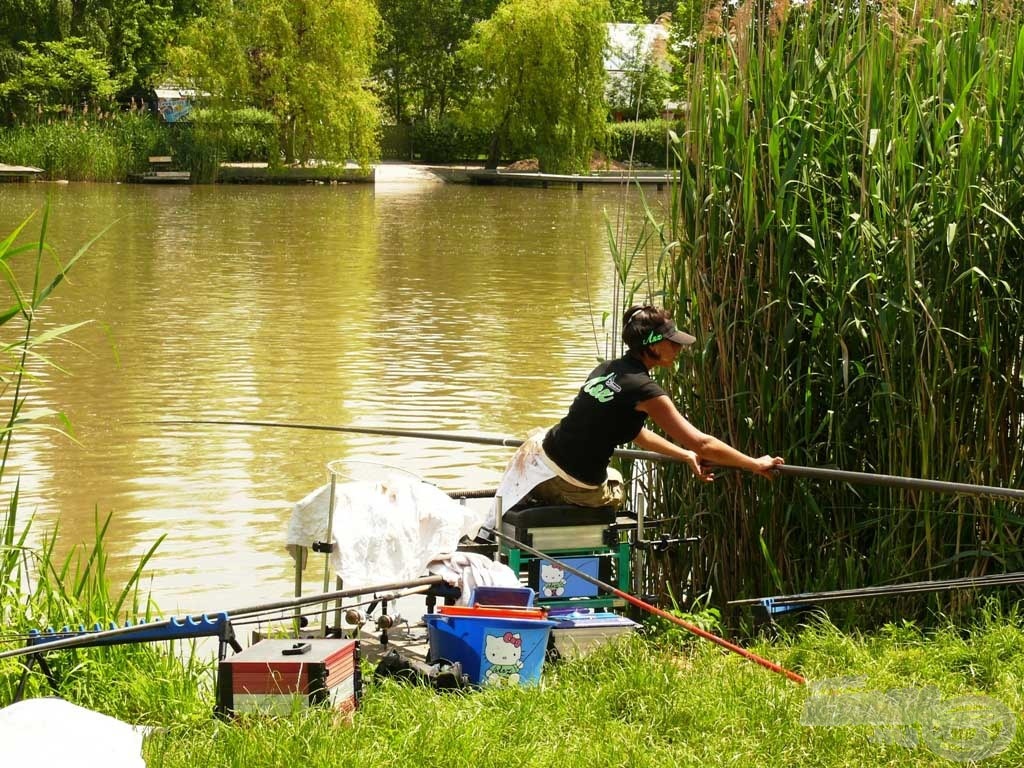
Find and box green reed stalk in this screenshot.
[644,1,1024,617]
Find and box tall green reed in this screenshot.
[644,1,1024,617]
[0,109,167,181]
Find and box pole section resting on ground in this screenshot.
[485,526,806,685]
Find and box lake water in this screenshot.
[0,172,668,616]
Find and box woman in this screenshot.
[495,305,784,511]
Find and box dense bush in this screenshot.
[167,107,278,182]
[0,106,279,182]
[408,116,492,163]
[606,119,683,167]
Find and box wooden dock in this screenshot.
[128,155,191,184]
[129,171,192,184]
[0,163,43,182]
[466,169,675,190]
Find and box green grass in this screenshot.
[105,615,1021,767]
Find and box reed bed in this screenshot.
[636,1,1024,615]
[0,108,166,181]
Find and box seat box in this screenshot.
[501,505,614,550]
[217,638,360,716]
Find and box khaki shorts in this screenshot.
[530,467,624,508]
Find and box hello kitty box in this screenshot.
[423,611,556,687]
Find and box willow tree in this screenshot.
[172,0,380,168]
[460,0,611,173]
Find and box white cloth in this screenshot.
[493,429,557,515]
[285,477,490,590]
[426,552,522,605]
[0,698,148,767]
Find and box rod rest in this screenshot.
[27,612,238,650]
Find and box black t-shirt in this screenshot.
[542,355,666,485]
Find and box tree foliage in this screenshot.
[0,0,201,103]
[461,0,611,173]
[376,0,500,124]
[171,0,381,167]
[0,39,118,114]
[607,25,672,120]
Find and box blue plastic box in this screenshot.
[424,613,555,687]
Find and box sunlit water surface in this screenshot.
[0,176,667,615]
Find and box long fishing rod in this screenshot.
[729,571,1024,608]
[149,418,1024,502]
[484,526,806,686]
[0,583,435,646]
[0,575,443,661]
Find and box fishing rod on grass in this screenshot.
[730,571,1024,610]
[148,419,1024,503]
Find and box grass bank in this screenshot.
[33,610,1024,768]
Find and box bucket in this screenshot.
[424,614,555,687]
[439,605,547,621]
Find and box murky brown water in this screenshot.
[0,176,666,613]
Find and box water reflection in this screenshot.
[0,179,665,613]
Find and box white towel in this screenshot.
[285,477,490,589]
[426,552,522,605]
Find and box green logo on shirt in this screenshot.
[583,373,620,403]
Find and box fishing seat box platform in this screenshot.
[217,638,360,716]
[500,504,629,608]
[501,504,616,550]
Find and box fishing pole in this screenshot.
[484,526,806,686]
[0,582,435,647]
[148,418,1024,503]
[729,571,1024,608]
[0,575,443,661]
